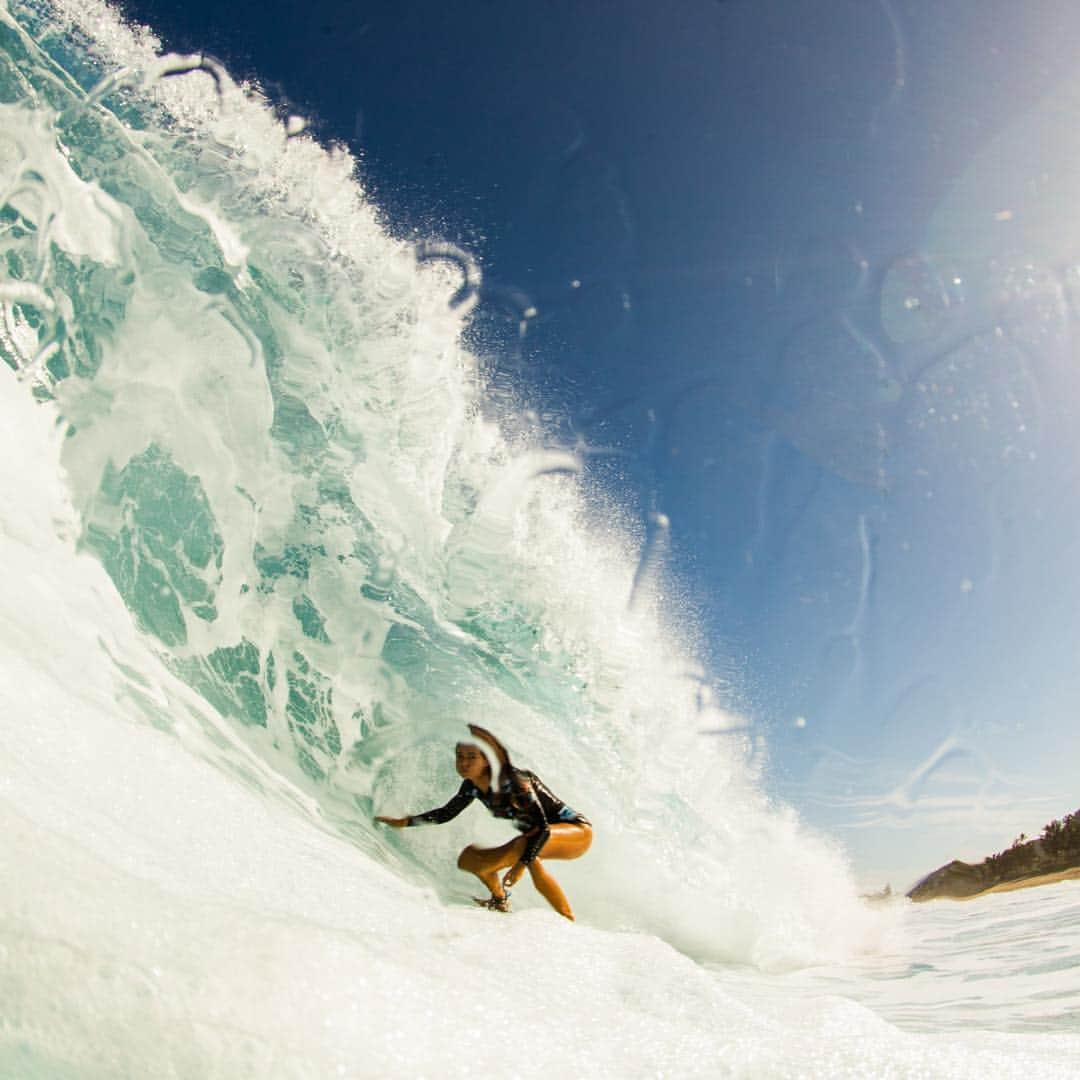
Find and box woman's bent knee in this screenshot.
[542,822,592,861]
[457,845,478,871]
[576,823,593,856]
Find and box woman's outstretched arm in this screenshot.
[375,781,477,828]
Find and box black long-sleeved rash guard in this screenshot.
[407,767,587,865]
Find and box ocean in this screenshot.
[0,0,1078,1075]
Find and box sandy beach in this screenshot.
[956,866,1080,901]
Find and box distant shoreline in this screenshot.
[906,812,1080,902]
[948,866,1080,901]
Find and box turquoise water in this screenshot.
[1,1,1079,1075]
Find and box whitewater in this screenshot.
[0,0,1078,1075]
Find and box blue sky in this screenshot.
[116,0,1080,887]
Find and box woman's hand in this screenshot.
[502,862,526,890]
[375,815,410,828]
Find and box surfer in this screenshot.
[375,724,591,920]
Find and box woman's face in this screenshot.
[455,743,488,782]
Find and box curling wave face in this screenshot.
[0,0,882,974]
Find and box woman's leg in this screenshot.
[526,824,592,920]
[457,834,527,899]
[527,860,574,919]
[533,822,592,861]
[458,823,592,915]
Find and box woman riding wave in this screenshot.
[375,724,591,919]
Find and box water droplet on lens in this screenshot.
[771,316,892,488]
[999,263,1067,355]
[880,253,950,344]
